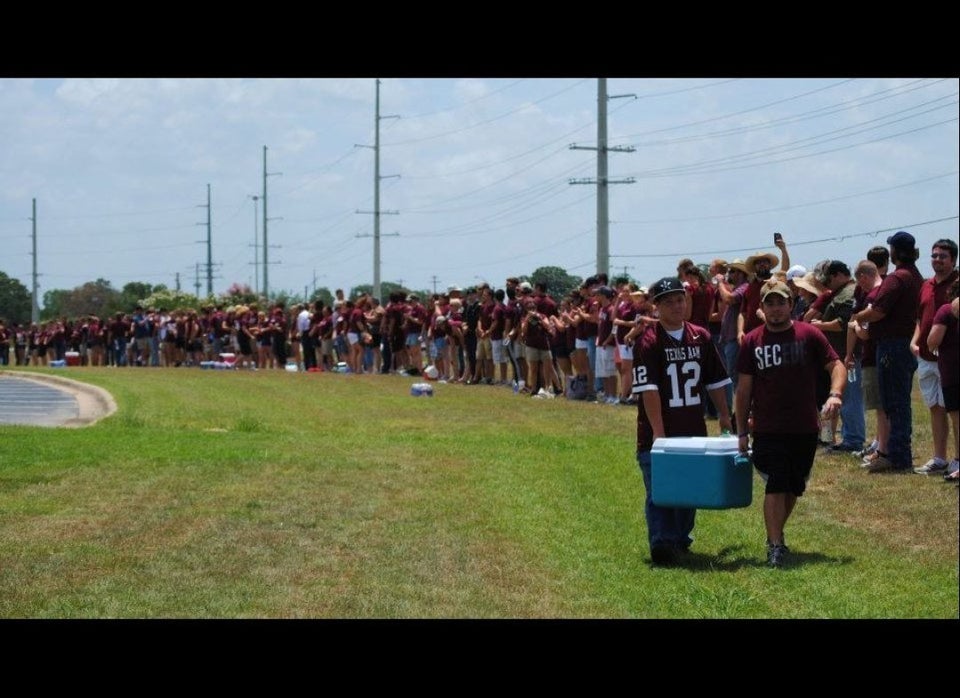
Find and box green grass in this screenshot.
[0,366,956,618]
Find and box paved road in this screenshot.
[0,371,116,427]
[0,374,80,426]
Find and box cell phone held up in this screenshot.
[773,232,783,244]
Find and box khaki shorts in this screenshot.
[862,366,881,411]
[917,358,944,408]
[476,337,492,361]
[524,345,552,363]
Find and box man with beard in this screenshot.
[736,279,845,567]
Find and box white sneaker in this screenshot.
[536,388,555,399]
[913,458,948,475]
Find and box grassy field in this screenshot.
[0,366,956,619]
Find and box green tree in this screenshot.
[52,278,121,319]
[0,271,32,324]
[528,266,583,299]
[141,288,202,313]
[309,287,334,309]
[119,282,155,311]
[41,288,71,321]
[349,281,408,302]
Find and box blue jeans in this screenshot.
[721,339,739,412]
[585,339,599,392]
[637,451,696,551]
[876,338,917,468]
[839,357,865,448]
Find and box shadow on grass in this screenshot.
[649,545,854,572]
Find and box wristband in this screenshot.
[829,392,842,399]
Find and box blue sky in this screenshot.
[0,77,956,302]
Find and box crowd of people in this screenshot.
[1,231,956,566]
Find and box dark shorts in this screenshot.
[751,432,819,497]
[944,383,959,413]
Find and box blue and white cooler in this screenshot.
[650,435,752,509]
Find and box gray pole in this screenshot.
[374,79,381,302]
[31,198,38,323]
[262,146,269,301]
[569,80,635,276]
[251,195,260,295]
[597,78,609,277]
[206,183,213,296]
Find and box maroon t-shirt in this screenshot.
[402,303,424,336]
[615,300,639,344]
[579,299,599,339]
[596,303,615,346]
[349,308,367,333]
[857,285,881,368]
[933,303,958,388]
[523,312,551,350]
[916,270,959,361]
[737,321,839,434]
[686,282,715,328]
[490,303,508,341]
[479,301,496,333]
[632,321,731,452]
[810,289,835,315]
[534,293,558,318]
[741,280,763,334]
[870,263,923,340]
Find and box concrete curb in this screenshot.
[0,370,118,428]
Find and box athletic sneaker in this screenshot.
[860,451,882,468]
[864,455,899,474]
[947,459,960,475]
[855,440,879,459]
[767,541,788,568]
[829,443,863,453]
[913,458,948,475]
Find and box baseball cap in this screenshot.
[597,286,615,298]
[650,277,685,301]
[760,279,792,301]
[886,231,916,251]
[518,281,533,293]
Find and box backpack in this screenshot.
[566,374,589,401]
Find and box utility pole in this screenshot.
[249,195,260,295]
[196,183,213,296]
[570,78,636,277]
[430,275,440,295]
[619,265,635,279]
[262,146,283,301]
[175,272,181,292]
[30,198,39,323]
[194,262,202,296]
[356,78,399,302]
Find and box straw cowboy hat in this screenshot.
[792,271,826,297]
[745,251,779,273]
[727,258,750,275]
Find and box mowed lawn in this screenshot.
[0,367,956,619]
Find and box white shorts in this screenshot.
[917,358,944,408]
[595,345,616,378]
[347,332,359,345]
[574,338,590,351]
[617,343,633,361]
[492,339,506,364]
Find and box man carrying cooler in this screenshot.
[632,276,733,566]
